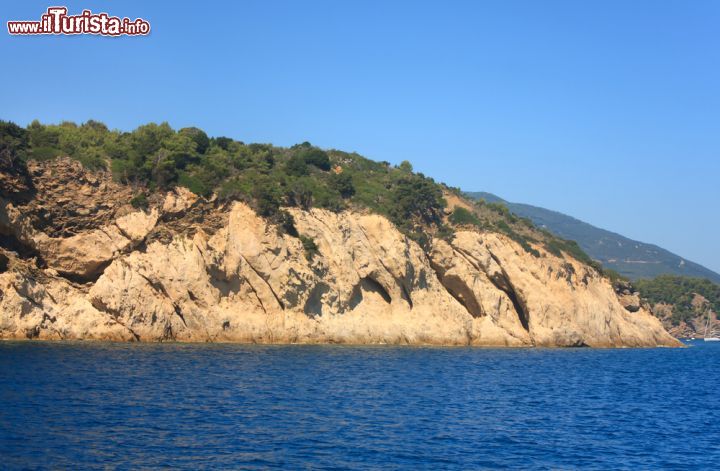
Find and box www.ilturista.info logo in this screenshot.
[7,7,150,36]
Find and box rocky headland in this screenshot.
[0,158,679,347]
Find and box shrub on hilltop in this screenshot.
[0,120,452,239]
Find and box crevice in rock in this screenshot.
[241,255,285,310]
[303,283,330,318]
[487,252,530,332]
[400,283,413,309]
[172,304,187,328]
[132,269,188,328]
[25,325,40,339]
[0,233,45,267]
[121,322,141,342]
[302,210,337,239]
[58,259,114,284]
[149,200,228,244]
[161,321,175,341]
[209,264,266,314]
[245,279,267,314]
[112,221,134,242]
[206,263,243,298]
[429,258,484,318]
[354,223,408,307]
[89,297,141,341]
[452,246,483,272]
[361,276,391,304]
[348,282,363,310]
[50,221,154,284]
[39,313,65,340]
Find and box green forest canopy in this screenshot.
[0,119,627,271]
[0,119,447,239]
[634,275,720,325]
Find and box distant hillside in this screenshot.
[464,192,720,283]
[634,275,720,338]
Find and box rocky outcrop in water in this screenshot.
[0,159,679,346]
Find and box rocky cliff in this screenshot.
[645,297,718,339]
[0,159,680,346]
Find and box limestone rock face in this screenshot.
[0,269,136,341]
[162,187,198,216]
[1,199,158,280]
[0,160,680,346]
[430,232,677,347]
[82,204,482,344]
[0,200,680,346]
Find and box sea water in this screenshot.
[1,341,718,469]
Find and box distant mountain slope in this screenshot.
[464,192,720,283]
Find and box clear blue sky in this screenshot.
[2,1,719,272]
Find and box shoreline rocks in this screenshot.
[0,159,681,347]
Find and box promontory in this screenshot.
[0,121,680,347]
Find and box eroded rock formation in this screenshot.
[0,159,680,346]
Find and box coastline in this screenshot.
[1,160,681,349]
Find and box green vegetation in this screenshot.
[0,121,31,197]
[0,121,28,166]
[495,220,541,258]
[464,198,545,258]
[544,238,593,266]
[388,175,445,228]
[299,235,319,261]
[0,120,448,239]
[294,143,331,171]
[6,117,716,332]
[634,275,720,326]
[448,206,481,227]
[130,192,149,209]
[464,191,720,283]
[601,267,628,285]
[0,119,618,276]
[464,191,716,285]
[328,172,355,198]
[486,201,512,218]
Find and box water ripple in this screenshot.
[0,341,718,469]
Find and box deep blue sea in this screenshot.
[1,340,719,470]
